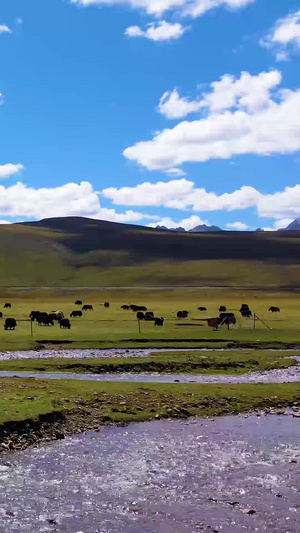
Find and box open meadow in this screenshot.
[1,285,300,450]
[0,287,300,351]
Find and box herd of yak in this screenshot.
[1,300,95,331]
[0,300,280,331]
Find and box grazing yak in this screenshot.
[206,317,219,330]
[219,312,236,326]
[82,305,93,311]
[199,313,236,330]
[29,311,41,321]
[50,311,64,321]
[240,304,252,318]
[130,305,147,312]
[60,318,71,329]
[269,306,280,313]
[144,314,155,321]
[145,311,154,317]
[136,311,145,320]
[121,305,130,310]
[241,309,252,318]
[4,303,11,309]
[4,318,16,330]
[198,307,207,311]
[240,304,249,311]
[154,317,164,327]
[37,315,54,326]
[75,300,83,305]
[219,306,226,312]
[0,312,3,319]
[177,310,189,319]
[70,310,83,318]
[104,302,110,308]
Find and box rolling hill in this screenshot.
[0,216,299,287]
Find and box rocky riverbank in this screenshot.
[1,381,300,453]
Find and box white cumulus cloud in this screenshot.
[226,221,248,230]
[102,178,300,225]
[273,218,294,230]
[102,178,195,208]
[0,164,24,179]
[158,71,281,119]
[257,185,300,219]
[262,9,300,61]
[70,0,256,18]
[148,214,208,230]
[124,70,300,170]
[0,181,158,223]
[158,89,202,119]
[102,179,261,210]
[0,25,11,34]
[125,21,189,41]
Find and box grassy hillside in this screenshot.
[0,217,299,287]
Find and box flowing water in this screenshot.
[0,363,300,383]
[0,414,300,532]
[0,350,300,384]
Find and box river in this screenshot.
[0,414,299,532]
[0,354,299,384]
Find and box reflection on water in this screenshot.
[0,415,300,532]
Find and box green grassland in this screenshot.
[1,217,300,287]
[0,288,300,351]
[0,378,300,451]
[0,350,296,374]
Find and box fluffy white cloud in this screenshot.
[125,21,189,41]
[262,9,300,60]
[0,164,24,179]
[102,179,260,210]
[0,220,11,224]
[226,221,248,230]
[257,185,300,219]
[158,71,281,119]
[273,218,294,230]
[124,70,300,170]
[102,178,300,224]
[0,25,11,34]
[158,89,202,119]
[0,181,157,223]
[164,167,187,176]
[102,178,195,207]
[200,70,281,113]
[148,214,208,230]
[70,0,256,18]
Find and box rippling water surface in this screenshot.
[0,415,300,532]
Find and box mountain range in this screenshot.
[281,218,300,231]
[156,224,222,233]
[157,218,300,232]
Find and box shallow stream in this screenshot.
[0,414,300,532]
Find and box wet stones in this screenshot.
[243,509,256,515]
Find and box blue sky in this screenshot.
[1,0,300,230]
